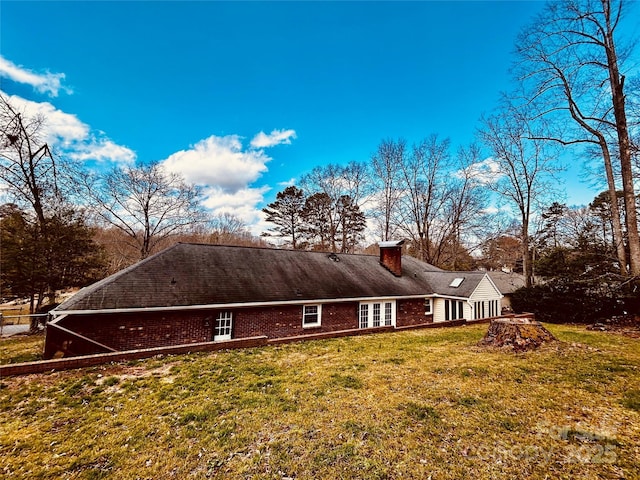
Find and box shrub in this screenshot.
[510,277,633,323]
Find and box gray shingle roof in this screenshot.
[57,243,456,312]
[486,271,526,294]
[422,271,489,298]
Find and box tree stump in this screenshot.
[478,317,556,352]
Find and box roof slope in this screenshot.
[486,271,526,294]
[422,271,489,298]
[57,243,447,312]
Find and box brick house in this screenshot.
[44,241,503,359]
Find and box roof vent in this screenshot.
[449,277,464,288]
[328,253,340,262]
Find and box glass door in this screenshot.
[214,311,232,341]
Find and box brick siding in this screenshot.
[397,298,433,327]
[44,299,435,359]
[61,310,212,352]
[234,303,358,339]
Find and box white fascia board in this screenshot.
[52,294,434,317]
[430,294,473,302]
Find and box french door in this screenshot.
[214,311,233,341]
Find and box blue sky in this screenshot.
[1,1,599,233]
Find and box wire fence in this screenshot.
[0,313,49,336]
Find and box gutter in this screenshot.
[52,294,437,317]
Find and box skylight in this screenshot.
[449,277,464,288]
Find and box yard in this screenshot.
[0,323,638,479]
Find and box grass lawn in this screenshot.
[0,334,44,364]
[0,323,638,479]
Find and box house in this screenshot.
[44,241,503,359]
[486,271,526,312]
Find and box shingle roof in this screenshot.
[422,271,489,298]
[56,243,453,312]
[486,271,526,294]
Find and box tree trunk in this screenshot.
[478,317,556,352]
[600,141,628,276]
[604,2,640,277]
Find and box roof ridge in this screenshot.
[177,242,379,258]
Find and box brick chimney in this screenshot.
[379,240,404,277]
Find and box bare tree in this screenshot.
[514,0,639,277]
[82,162,207,259]
[370,138,405,241]
[396,135,451,264]
[479,101,560,287]
[0,95,81,321]
[0,94,57,231]
[446,143,492,268]
[299,162,370,252]
[208,212,248,244]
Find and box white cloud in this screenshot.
[460,157,503,184]
[2,92,135,165]
[0,55,69,97]
[160,135,271,192]
[250,128,297,148]
[277,177,297,187]
[5,93,87,143]
[202,185,271,234]
[160,130,297,234]
[68,139,136,164]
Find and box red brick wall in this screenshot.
[47,299,433,358]
[233,303,358,338]
[61,310,213,352]
[397,298,433,327]
[51,303,360,355]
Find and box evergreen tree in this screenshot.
[262,186,306,249]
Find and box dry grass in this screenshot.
[0,323,638,479]
[0,333,44,364]
[0,304,32,325]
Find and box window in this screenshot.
[373,303,381,327]
[303,305,321,327]
[473,300,501,320]
[359,301,395,328]
[444,300,465,321]
[384,302,393,325]
[214,311,233,341]
[449,277,465,288]
[359,304,369,329]
[425,299,432,315]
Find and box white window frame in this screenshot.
[425,298,432,315]
[302,304,322,328]
[473,300,500,320]
[444,299,464,321]
[359,304,369,329]
[214,311,233,341]
[372,303,381,327]
[359,300,396,328]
